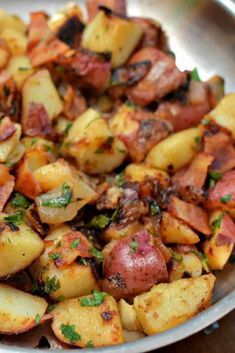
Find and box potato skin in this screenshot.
[102,230,168,299]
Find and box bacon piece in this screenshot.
[0,79,22,122]
[86,0,126,21]
[132,18,168,51]
[47,231,92,268]
[0,164,15,212]
[215,213,235,246]
[23,103,52,138]
[168,196,211,235]
[127,48,187,106]
[57,49,111,93]
[110,61,151,87]
[63,85,87,120]
[173,152,214,190]
[0,117,16,142]
[207,171,235,210]
[28,12,69,67]
[202,131,235,173]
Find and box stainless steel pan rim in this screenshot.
[0,290,234,353]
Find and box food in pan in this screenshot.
[0,0,234,349]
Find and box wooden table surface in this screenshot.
[156,310,235,353]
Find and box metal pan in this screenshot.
[0,0,234,352]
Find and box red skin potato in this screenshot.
[102,230,168,299]
[207,171,235,210]
[215,213,235,246]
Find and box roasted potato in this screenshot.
[134,274,215,335]
[6,55,34,88]
[160,212,200,245]
[82,10,143,68]
[0,122,21,163]
[169,252,203,281]
[125,163,169,186]
[118,299,142,332]
[0,27,27,56]
[0,283,48,335]
[146,127,202,172]
[0,213,44,278]
[51,294,124,347]
[63,108,127,174]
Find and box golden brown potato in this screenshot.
[0,27,27,56]
[30,225,99,300]
[118,299,142,332]
[109,104,139,138]
[134,274,215,335]
[0,283,48,335]
[51,295,124,347]
[0,123,21,163]
[6,55,34,88]
[82,10,143,68]
[160,212,200,245]
[0,13,27,34]
[63,108,127,174]
[0,213,44,278]
[203,211,235,270]
[102,221,144,242]
[125,163,169,185]
[122,330,145,343]
[169,253,203,282]
[146,127,202,172]
[207,94,235,138]
[22,69,63,125]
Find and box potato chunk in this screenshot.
[51,295,124,347]
[125,163,169,186]
[146,127,202,172]
[0,123,21,163]
[118,299,142,332]
[63,108,127,174]
[0,283,47,334]
[82,11,143,68]
[6,55,34,88]
[134,274,215,335]
[0,213,44,278]
[0,27,27,56]
[160,212,200,244]
[22,69,63,125]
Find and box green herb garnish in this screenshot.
[125,100,137,110]
[201,118,210,126]
[64,122,72,134]
[41,183,73,208]
[150,200,161,217]
[79,258,89,266]
[70,239,81,249]
[49,253,61,261]
[30,137,38,146]
[86,340,94,348]
[129,239,138,253]
[4,212,23,225]
[80,290,108,307]
[191,68,201,81]
[211,213,224,236]
[89,247,103,263]
[88,215,110,229]
[95,147,104,154]
[44,144,54,153]
[115,171,125,187]
[209,171,223,181]
[60,324,81,343]
[171,251,183,262]
[220,194,231,204]
[35,314,41,325]
[11,192,31,209]
[44,276,61,294]
[191,251,209,272]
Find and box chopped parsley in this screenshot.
[129,239,138,253]
[209,179,215,189]
[171,251,183,262]
[44,276,61,294]
[80,289,108,307]
[47,304,57,312]
[89,247,103,263]
[56,65,65,74]
[150,200,161,217]
[79,258,89,266]
[49,253,61,261]
[35,314,41,325]
[201,118,210,126]
[211,213,224,236]
[95,146,104,154]
[44,144,54,153]
[18,67,28,71]
[41,184,73,208]
[191,67,201,81]
[220,194,231,204]
[4,212,23,225]
[125,100,137,110]
[30,137,38,146]
[86,340,94,348]
[115,171,125,187]
[192,251,209,272]
[88,215,110,229]
[117,148,126,154]
[11,192,31,209]
[60,324,81,343]
[64,122,72,134]
[70,239,81,249]
[106,136,114,147]
[209,171,223,181]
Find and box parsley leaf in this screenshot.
[86,340,94,348]
[41,184,73,208]
[211,213,224,236]
[80,289,108,307]
[64,122,72,134]
[89,247,103,263]
[70,239,81,249]
[115,171,125,187]
[220,194,231,204]
[209,171,223,181]
[129,239,138,253]
[4,211,23,225]
[49,253,61,261]
[60,324,81,343]
[191,250,209,272]
[88,215,110,229]
[150,200,161,217]
[191,68,201,81]
[11,192,31,209]
[171,250,183,262]
[35,314,41,325]
[44,276,61,294]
